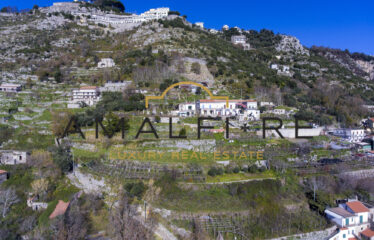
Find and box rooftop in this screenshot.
[361,228,374,238]
[346,201,370,213]
[0,170,7,174]
[327,207,355,218]
[49,200,70,219]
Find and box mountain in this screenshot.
[0,2,373,127]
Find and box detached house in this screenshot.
[0,150,29,165]
[70,86,101,107]
[326,200,373,240]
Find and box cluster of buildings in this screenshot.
[325,199,374,240]
[176,99,260,121]
[270,63,292,77]
[88,7,170,26]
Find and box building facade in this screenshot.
[97,58,115,68]
[333,129,366,143]
[72,86,101,106]
[0,83,22,93]
[0,150,28,165]
[325,200,374,240]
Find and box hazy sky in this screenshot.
[2,0,374,55]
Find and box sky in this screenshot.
[1,0,374,55]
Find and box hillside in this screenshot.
[1,4,373,126]
[1,2,374,240]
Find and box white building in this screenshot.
[100,81,132,92]
[231,35,250,50]
[97,58,115,68]
[332,129,366,143]
[209,29,218,34]
[231,35,246,45]
[270,64,279,70]
[260,102,275,107]
[140,7,169,20]
[178,103,196,117]
[91,7,169,25]
[195,22,204,29]
[71,86,101,107]
[326,200,373,240]
[198,99,260,120]
[27,196,48,211]
[0,83,22,93]
[0,150,28,165]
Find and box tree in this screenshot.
[51,111,74,138]
[191,62,201,74]
[0,187,19,218]
[53,200,88,240]
[109,194,153,240]
[102,111,120,136]
[31,178,49,196]
[179,127,187,137]
[54,69,63,83]
[93,0,125,12]
[32,5,39,10]
[168,11,180,16]
[52,146,73,173]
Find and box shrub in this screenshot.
[124,182,146,200]
[179,127,186,137]
[248,165,258,173]
[208,167,224,177]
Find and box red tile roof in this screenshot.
[346,201,369,213]
[0,170,7,174]
[348,237,358,240]
[361,228,374,238]
[49,200,70,219]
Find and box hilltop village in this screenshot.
[1,1,374,240]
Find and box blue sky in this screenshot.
[2,0,374,55]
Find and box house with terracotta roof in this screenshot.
[0,169,8,183]
[361,228,374,240]
[326,200,373,240]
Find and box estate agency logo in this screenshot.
[58,81,315,142]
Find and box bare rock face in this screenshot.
[276,35,309,56]
[355,59,374,80]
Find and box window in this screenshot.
[345,218,349,226]
[360,215,363,223]
[343,234,346,238]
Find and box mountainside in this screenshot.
[0,2,373,126]
[2,3,374,240]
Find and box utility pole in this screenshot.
[144,201,147,221]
